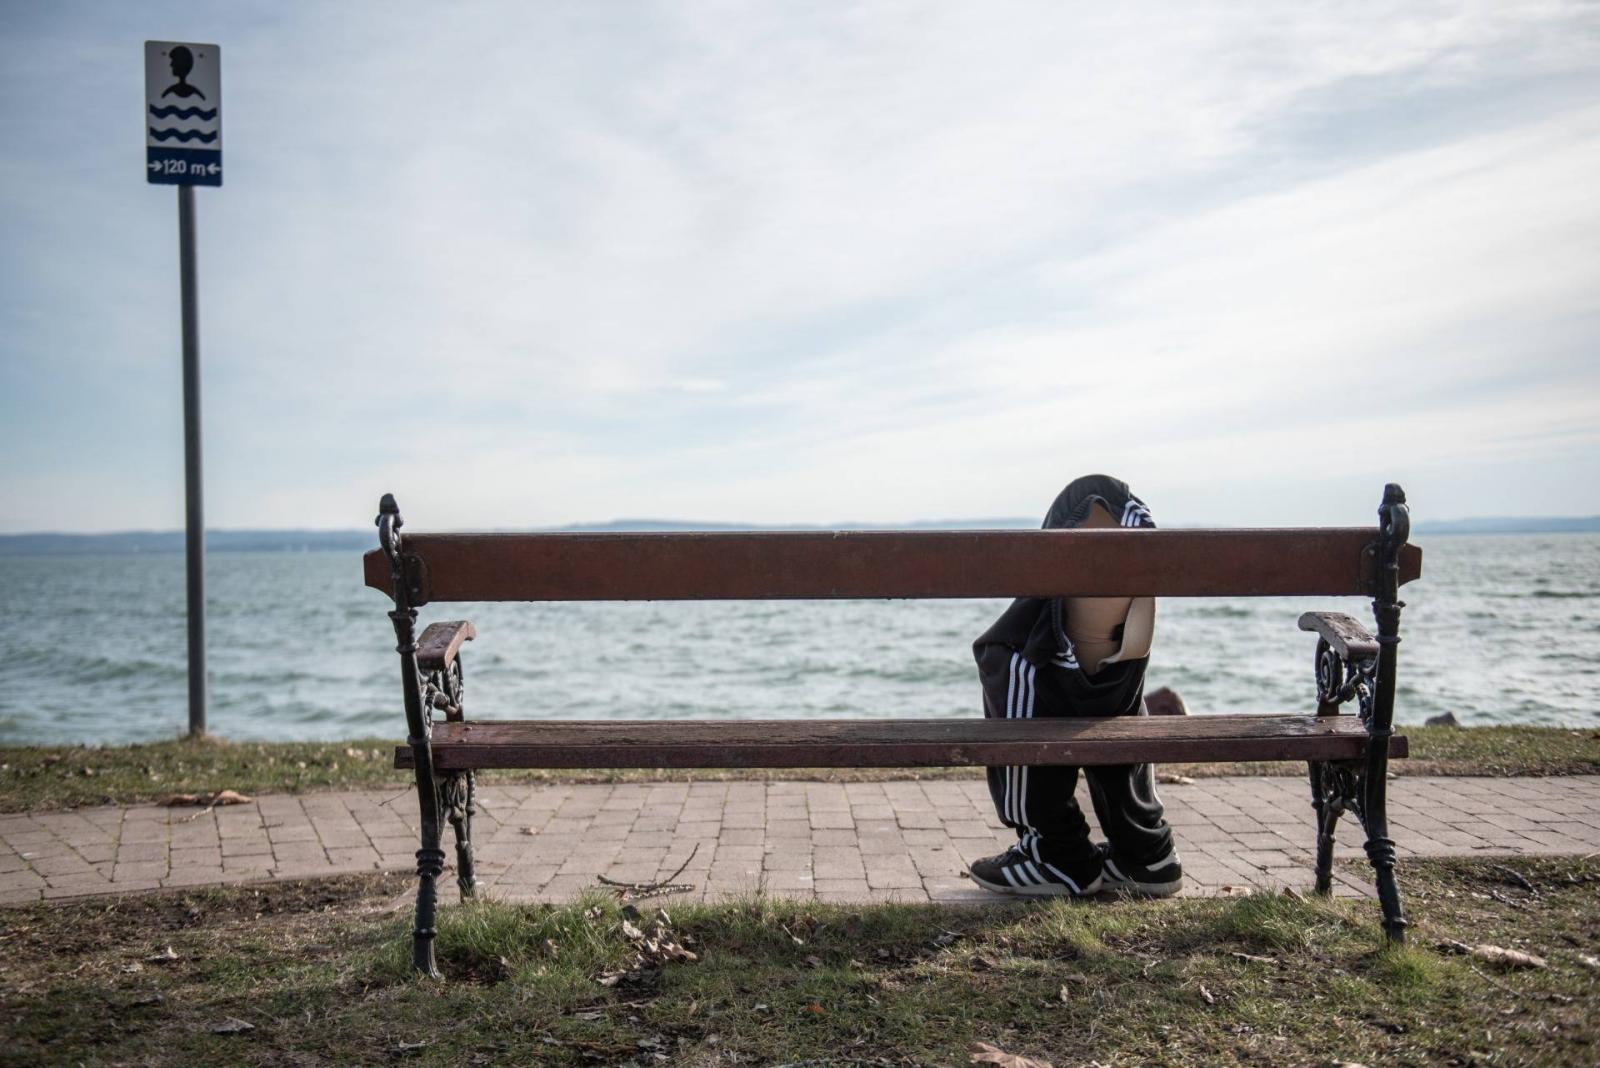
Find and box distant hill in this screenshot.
[1,515,1593,555]
[1411,516,1600,534]
[0,518,1038,556]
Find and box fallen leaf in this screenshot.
[1058,984,1071,1003]
[1216,885,1253,897]
[1230,952,1276,965]
[1156,774,1196,785]
[520,827,538,836]
[1471,945,1548,969]
[394,1040,428,1054]
[211,1017,255,1035]
[1438,940,1548,969]
[574,1011,604,1021]
[805,1003,825,1015]
[969,1040,1054,1068]
[145,947,180,964]
[161,789,253,808]
[1578,954,1600,970]
[1199,984,1216,1005]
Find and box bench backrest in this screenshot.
[364,528,1422,605]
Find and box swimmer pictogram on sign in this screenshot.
[144,41,222,186]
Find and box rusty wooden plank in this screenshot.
[363,529,1423,602]
[393,715,1407,769]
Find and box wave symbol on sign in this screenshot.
[149,128,219,143]
[148,105,218,121]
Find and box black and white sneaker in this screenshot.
[1099,845,1183,897]
[969,843,1104,897]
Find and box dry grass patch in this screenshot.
[1,857,1595,1065]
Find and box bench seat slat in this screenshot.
[363,529,1423,601]
[395,715,1405,770]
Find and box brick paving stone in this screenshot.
[113,861,169,882]
[762,849,812,871]
[813,847,865,878]
[850,804,897,821]
[896,810,945,830]
[809,810,855,830]
[761,871,817,893]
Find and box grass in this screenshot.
[3,725,1598,812]
[1,856,1595,1065]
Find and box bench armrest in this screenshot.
[1297,612,1377,660]
[417,620,476,672]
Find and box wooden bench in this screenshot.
[367,484,1422,975]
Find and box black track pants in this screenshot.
[978,643,1174,866]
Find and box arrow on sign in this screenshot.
[206,163,220,175]
[148,161,162,171]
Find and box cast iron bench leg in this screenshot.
[412,784,447,976]
[1362,772,1407,944]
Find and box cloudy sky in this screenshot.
[2,1,1597,532]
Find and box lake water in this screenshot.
[0,535,1596,745]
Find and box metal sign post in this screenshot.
[146,41,222,737]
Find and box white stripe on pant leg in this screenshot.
[1006,652,1020,823]
[1004,653,1020,824]
[1017,663,1036,832]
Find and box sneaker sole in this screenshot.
[969,871,1105,898]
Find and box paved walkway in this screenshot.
[3,776,1598,907]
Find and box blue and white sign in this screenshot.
[144,41,221,187]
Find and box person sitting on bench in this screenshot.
[968,474,1183,898]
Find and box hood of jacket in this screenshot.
[972,474,1156,703]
